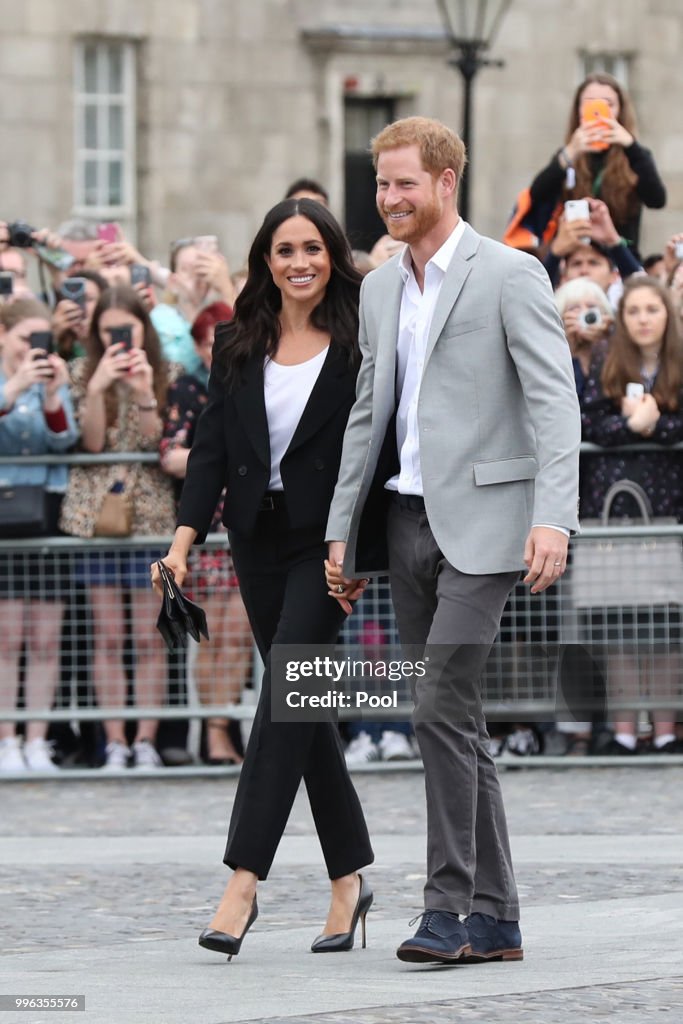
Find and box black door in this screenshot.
[344,97,396,252]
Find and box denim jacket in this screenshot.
[0,374,79,493]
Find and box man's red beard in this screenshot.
[378,190,443,245]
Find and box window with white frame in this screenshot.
[580,52,632,87]
[74,40,136,216]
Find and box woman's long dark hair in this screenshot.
[214,199,362,387]
[564,73,639,226]
[602,277,682,411]
[85,286,169,426]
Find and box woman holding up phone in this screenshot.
[580,277,683,756]
[60,286,179,770]
[0,299,78,772]
[530,73,666,256]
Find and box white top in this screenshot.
[385,218,466,494]
[263,346,329,490]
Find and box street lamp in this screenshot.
[436,0,512,221]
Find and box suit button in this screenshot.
[238,466,248,476]
[314,458,325,470]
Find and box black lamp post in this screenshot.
[436,0,512,222]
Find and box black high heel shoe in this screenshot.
[311,874,373,953]
[198,898,258,961]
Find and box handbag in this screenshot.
[155,561,210,651]
[93,465,138,538]
[571,479,683,608]
[0,484,48,537]
[93,488,133,537]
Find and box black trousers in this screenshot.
[224,501,374,880]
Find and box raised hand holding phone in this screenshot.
[126,347,155,402]
[4,345,54,402]
[43,352,69,398]
[88,340,131,393]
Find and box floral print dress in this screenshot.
[580,364,683,522]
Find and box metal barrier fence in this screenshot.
[2,450,682,744]
[1,527,682,732]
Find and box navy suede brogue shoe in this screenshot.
[396,910,471,964]
[463,912,523,962]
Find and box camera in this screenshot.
[578,307,603,330]
[7,221,36,248]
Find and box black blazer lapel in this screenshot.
[231,356,271,469]
[285,343,357,456]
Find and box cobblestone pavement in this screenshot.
[243,978,683,1024]
[3,769,683,950]
[4,765,683,837]
[3,768,683,1022]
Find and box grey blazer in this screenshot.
[326,224,581,577]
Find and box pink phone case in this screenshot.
[97,223,118,243]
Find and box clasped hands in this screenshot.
[326,527,568,611]
[325,541,369,614]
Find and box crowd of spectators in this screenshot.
[1,70,682,770]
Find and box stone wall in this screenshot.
[0,0,681,266]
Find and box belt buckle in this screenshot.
[261,495,275,511]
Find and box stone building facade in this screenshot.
[1,0,682,267]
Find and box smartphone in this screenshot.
[130,263,152,287]
[0,271,13,297]
[34,244,75,273]
[675,241,683,261]
[626,382,645,400]
[29,331,54,354]
[564,199,590,222]
[580,97,611,151]
[97,223,119,243]
[108,325,133,351]
[61,276,87,308]
[194,234,219,253]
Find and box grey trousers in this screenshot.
[388,499,521,921]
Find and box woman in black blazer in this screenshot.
[152,199,373,958]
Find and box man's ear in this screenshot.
[440,168,457,198]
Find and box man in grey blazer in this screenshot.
[325,117,580,965]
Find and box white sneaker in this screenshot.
[379,730,414,761]
[345,731,380,767]
[23,738,59,772]
[0,736,27,772]
[102,741,131,770]
[484,735,506,758]
[505,727,540,757]
[131,740,163,769]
